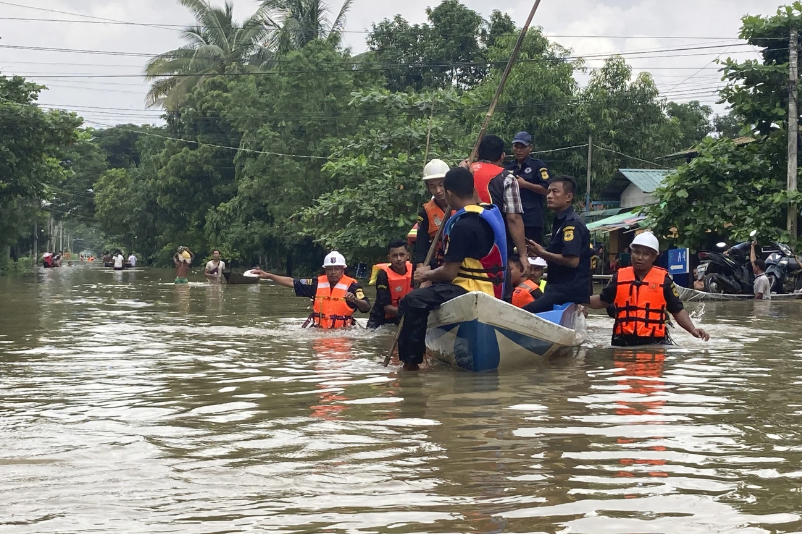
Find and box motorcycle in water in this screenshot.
[696,241,754,294]
[764,242,802,293]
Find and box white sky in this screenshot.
[0,0,782,126]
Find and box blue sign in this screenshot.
[667,248,689,275]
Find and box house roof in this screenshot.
[586,209,647,233]
[602,169,671,199]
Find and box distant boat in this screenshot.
[426,291,581,372]
[223,271,259,285]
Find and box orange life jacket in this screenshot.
[423,199,445,239]
[511,279,540,308]
[613,267,668,339]
[306,274,357,329]
[379,263,413,318]
[470,162,505,204]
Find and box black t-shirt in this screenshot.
[293,277,369,309]
[444,212,495,265]
[413,206,430,266]
[598,270,684,314]
[506,156,551,227]
[545,206,591,303]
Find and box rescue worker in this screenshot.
[367,240,413,328]
[469,134,529,279]
[586,232,710,346]
[528,256,547,291]
[506,131,551,244]
[251,251,370,328]
[412,159,450,271]
[524,175,592,314]
[510,254,544,309]
[397,167,507,371]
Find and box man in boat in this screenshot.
[585,232,710,346]
[413,159,450,272]
[506,131,552,244]
[469,134,529,280]
[173,246,194,284]
[367,240,413,329]
[205,249,226,283]
[251,251,371,328]
[397,167,507,371]
[528,256,547,290]
[510,253,544,308]
[523,175,592,314]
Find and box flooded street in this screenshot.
[2,264,802,533]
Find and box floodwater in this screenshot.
[2,264,802,533]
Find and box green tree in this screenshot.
[261,0,353,54]
[645,138,799,250]
[145,0,271,110]
[713,110,747,139]
[665,100,713,149]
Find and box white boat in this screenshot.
[425,291,581,372]
[677,286,802,302]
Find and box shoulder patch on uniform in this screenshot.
[300,278,313,285]
[355,289,365,300]
[563,226,574,242]
[671,283,679,298]
[416,215,424,223]
[540,168,549,181]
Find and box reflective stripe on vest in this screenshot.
[380,262,413,319]
[445,204,508,298]
[308,274,357,329]
[511,279,540,308]
[613,267,668,339]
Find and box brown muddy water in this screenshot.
[1,264,801,533]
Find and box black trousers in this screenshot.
[525,226,543,244]
[522,289,578,314]
[397,284,467,365]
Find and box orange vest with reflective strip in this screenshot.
[310,274,357,329]
[380,262,413,319]
[511,279,540,308]
[423,199,445,239]
[613,267,668,339]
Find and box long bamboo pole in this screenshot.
[384,0,544,368]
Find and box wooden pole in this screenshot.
[468,0,542,163]
[384,0,544,368]
[788,26,799,241]
[33,202,38,267]
[585,134,592,212]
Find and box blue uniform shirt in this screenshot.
[545,206,591,303]
[506,156,551,228]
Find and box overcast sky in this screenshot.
[0,0,782,127]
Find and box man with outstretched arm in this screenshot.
[524,175,591,314]
[585,231,710,346]
[251,251,370,328]
[397,167,508,371]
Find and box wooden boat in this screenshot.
[677,286,802,302]
[425,291,580,372]
[223,271,259,285]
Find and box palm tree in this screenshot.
[260,0,353,55]
[145,0,270,110]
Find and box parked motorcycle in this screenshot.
[764,242,802,293]
[696,242,754,294]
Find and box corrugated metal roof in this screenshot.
[586,209,645,232]
[618,169,671,193]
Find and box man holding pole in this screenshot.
[397,167,508,371]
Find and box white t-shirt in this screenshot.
[113,254,124,268]
[754,273,772,300]
[128,255,137,267]
[206,260,225,278]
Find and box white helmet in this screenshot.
[423,159,449,181]
[528,257,548,268]
[631,231,660,253]
[322,250,347,268]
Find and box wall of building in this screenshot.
[620,183,656,209]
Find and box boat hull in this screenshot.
[425,291,579,372]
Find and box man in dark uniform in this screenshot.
[523,175,592,314]
[506,131,551,244]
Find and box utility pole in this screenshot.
[788,26,799,240]
[586,134,593,212]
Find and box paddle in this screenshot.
[383,0,544,368]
